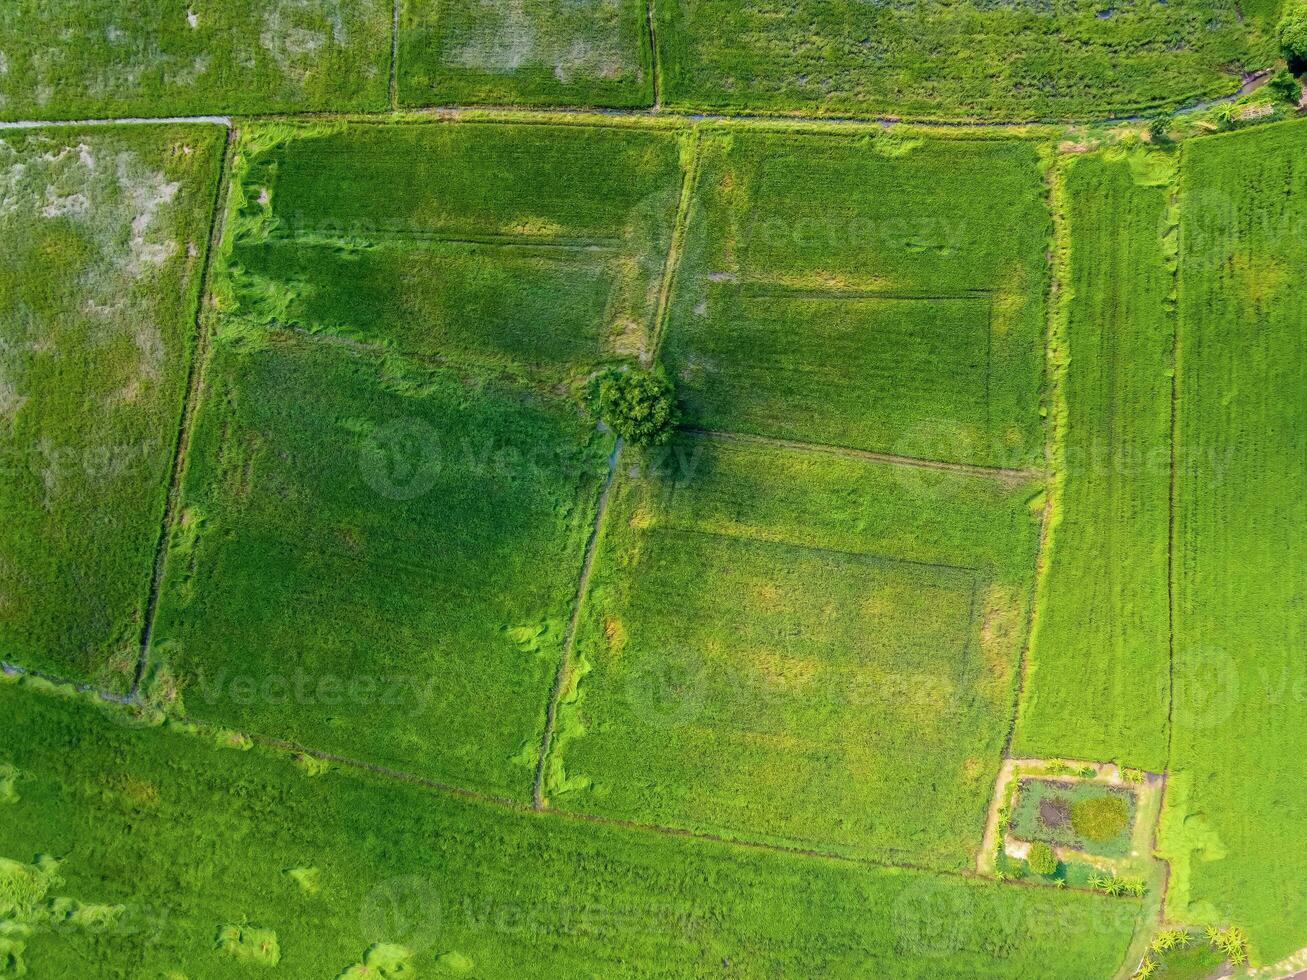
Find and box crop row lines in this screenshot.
[683,428,1045,482]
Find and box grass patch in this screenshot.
[398,0,653,109]
[662,130,1048,466]
[0,1,391,120]
[0,124,224,689]
[223,121,685,377]
[1015,149,1175,771]
[1161,117,1307,964]
[655,0,1281,121]
[0,678,1143,977]
[148,334,610,799]
[547,434,1042,868]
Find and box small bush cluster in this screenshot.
[1205,924,1248,965]
[1027,841,1058,876]
[1071,795,1129,842]
[1088,872,1145,897]
[590,366,680,447]
[1268,69,1302,104]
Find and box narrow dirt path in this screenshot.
[531,435,622,808]
[131,126,237,696]
[647,129,700,360]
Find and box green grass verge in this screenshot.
[0,1,391,120]
[0,677,1144,977]
[655,0,1282,121]
[0,124,225,689]
[1015,149,1175,772]
[222,121,686,377]
[547,434,1042,868]
[398,0,653,109]
[1160,118,1307,964]
[662,129,1048,467]
[147,333,610,799]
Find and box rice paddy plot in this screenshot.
[654,0,1280,121]
[546,434,1043,868]
[223,122,686,375]
[1162,118,1307,964]
[0,679,1143,978]
[399,0,653,109]
[0,124,224,690]
[662,130,1049,467]
[1015,149,1175,773]
[147,334,611,800]
[0,0,392,121]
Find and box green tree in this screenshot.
[1027,841,1058,876]
[1282,0,1307,69]
[591,366,680,447]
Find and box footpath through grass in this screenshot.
[1016,149,1175,773]
[0,678,1144,978]
[1160,118,1307,964]
[0,124,224,690]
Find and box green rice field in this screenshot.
[662,130,1049,467]
[0,124,224,690]
[546,435,1042,867]
[1015,150,1175,773]
[1161,118,1307,964]
[0,1,392,120]
[655,0,1283,120]
[398,0,654,109]
[2,8,1306,975]
[0,678,1143,977]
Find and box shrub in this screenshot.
[590,366,680,447]
[1150,928,1193,954]
[1206,925,1249,965]
[1282,0,1307,69]
[1071,794,1129,842]
[1268,69,1302,104]
[1027,841,1057,876]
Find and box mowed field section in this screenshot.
[0,0,392,120]
[546,435,1043,868]
[399,0,653,108]
[1015,150,1175,773]
[0,681,1143,977]
[1161,119,1307,964]
[655,0,1282,121]
[0,124,224,690]
[662,130,1049,469]
[222,121,686,376]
